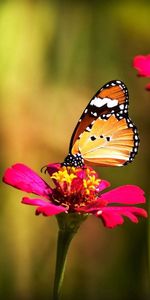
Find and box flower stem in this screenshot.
[53,228,75,300]
[52,213,88,300]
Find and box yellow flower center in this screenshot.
[51,166,101,203]
[83,175,101,195]
[51,167,77,184]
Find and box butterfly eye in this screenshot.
[90,135,96,141]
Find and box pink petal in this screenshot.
[101,185,145,205]
[145,83,150,91]
[45,163,62,187]
[22,197,67,216]
[36,204,67,216]
[22,197,50,206]
[76,199,107,213]
[46,163,61,176]
[96,208,124,228]
[95,206,148,228]
[3,163,52,198]
[133,55,150,77]
[98,180,110,192]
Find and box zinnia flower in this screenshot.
[3,163,147,228]
[133,54,150,90]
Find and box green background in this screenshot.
[0,0,149,299]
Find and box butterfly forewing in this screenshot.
[69,80,129,151]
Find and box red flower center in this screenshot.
[50,166,101,212]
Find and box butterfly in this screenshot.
[63,80,139,167]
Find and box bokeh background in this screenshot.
[0,0,150,299]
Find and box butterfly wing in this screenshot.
[71,115,139,166]
[70,80,139,167]
[69,80,129,152]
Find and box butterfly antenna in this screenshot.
[40,165,48,174]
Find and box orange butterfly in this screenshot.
[63,80,139,167]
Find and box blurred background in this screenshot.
[0,0,150,299]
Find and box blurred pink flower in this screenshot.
[133,54,150,90]
[3,163,147,228]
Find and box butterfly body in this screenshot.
[63,153,84,167]
[63,80,139,168]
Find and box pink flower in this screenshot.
[133,54,150,90]
[2,163,147,228]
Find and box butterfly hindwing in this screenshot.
[71,115,139,167]
[69,80,129,151]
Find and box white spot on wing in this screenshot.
[107,99,118,108]
[129,123,133,127]
[93,112,97,116]
[86,126,91,132]
[91,97,118,108]
[119,104,124,109]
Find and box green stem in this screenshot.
[53,229,75,300]
[52,213,88,300]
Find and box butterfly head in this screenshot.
[62,153,84,167]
